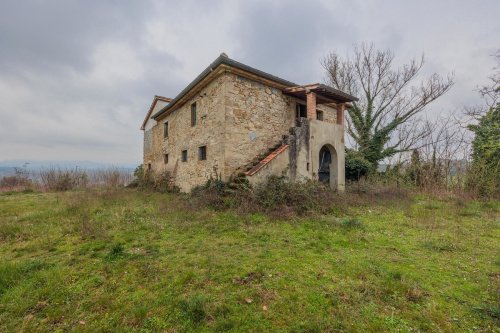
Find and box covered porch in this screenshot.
[284,83,357,192]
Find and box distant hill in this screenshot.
[0,167,16,177]
[0,160,137,178]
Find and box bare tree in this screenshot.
[322,43,454,167]
[478,50,500,108]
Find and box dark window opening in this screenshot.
[164,154,169,164]
[163,122,169,138]
[191,103,197,126]
[198,146,207,161]
[316,110,324,121]
[181,150,188,162]
[147,163,151,171]
[319,146,332,183]
[296,103,307,118]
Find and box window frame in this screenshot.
[296,103,307,118]
[163,153,169,164]
[163,121,169,138]
[316,110,324,121]
[181,150,188,162]
[191,102,197,127]
[198,146,207,161]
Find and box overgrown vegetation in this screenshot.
[467,103,500,197]
[190,175,339,217]
[323,43,454,168]
[0,188,498,332]
[128,164,179,193]
[345,148,372,181]
[0,167,133,192]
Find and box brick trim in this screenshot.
[245,144,289,176]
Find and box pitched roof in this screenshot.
[140,95,172,130]
[283,83,358,104]
[152,53,357,120]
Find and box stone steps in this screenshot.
[232,134,291,181]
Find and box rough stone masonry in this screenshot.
[141,54,357,192]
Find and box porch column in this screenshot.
[336,103,345,125]
[306,91,316,119]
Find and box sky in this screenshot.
[0,0,498,165]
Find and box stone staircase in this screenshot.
[234,135,289,178]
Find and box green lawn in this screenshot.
[0,189,498,332]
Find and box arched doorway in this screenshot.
[318,144,338,188]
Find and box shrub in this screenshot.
[39,168,88,191]
[191,177,251,210]
[0,175,31,189]
[345,149,372,181]
[153,170,178,193]
[128,165,178,192]
[191,175,336,216]
[90,168,133,187]
[0,168,32,190]
[128,164,149,188]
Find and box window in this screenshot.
[198,146,207,161]
[296,103,307,118]
[163,122,169,138]
[147,163,151,171]
[163,154,169,164]
[316,110,324,121]
[191,102,197,126]
[181,150,188,162]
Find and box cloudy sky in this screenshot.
[0,0,498,165]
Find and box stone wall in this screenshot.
[145,74,226,192]
[223,73,295,177]
[317,104,338,124]
[143,71,344,192]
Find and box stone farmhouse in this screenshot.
[141,53,357,192]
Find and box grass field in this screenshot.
[0,189,498,332]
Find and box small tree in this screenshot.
[322,43,454,168]
[467,104,500,196]
[407,149,422,187]
[465,50,500,197]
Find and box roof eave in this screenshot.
[152,54,299,121]
[140,96,172,130]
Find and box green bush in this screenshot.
[345,149,372,181]
[467,104,500,197]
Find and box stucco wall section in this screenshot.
[309,120,345,191]
[143,100,169,158]
[145,74,226,192]
[247,146,290,186]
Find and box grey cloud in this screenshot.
[0,0,153,75]
[233,0,357,84]
[0,0,498,164]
